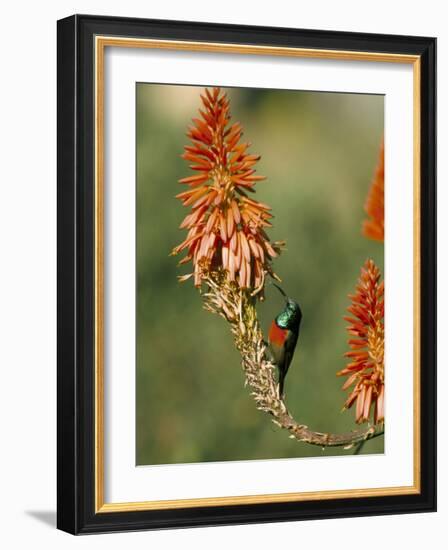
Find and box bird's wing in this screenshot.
[270,342,285,367]
[283,330,299,377]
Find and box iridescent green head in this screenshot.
[273,284,302,331]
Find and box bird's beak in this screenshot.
[273,283,288,303]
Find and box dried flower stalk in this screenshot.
[202,268,384,448]
[172,88,384,450]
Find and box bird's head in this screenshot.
[273,284,302,329]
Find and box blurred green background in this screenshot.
[136,84,384,465]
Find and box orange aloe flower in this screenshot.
[337,259,384,424]
[363,140,384,242]
[171,87,283,293]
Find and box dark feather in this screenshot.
[278,330,298,397]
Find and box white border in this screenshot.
[104,47,414,503]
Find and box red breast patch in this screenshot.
[268,321,288,346]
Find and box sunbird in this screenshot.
[268,284,302,398]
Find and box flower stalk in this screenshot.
[363,141,384,241]
[202,268,383,448]
[171,87,284,296]
[172,88,385,450]
[337,259,385,425]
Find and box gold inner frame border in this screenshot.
[94,35,421,513]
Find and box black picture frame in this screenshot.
[57,14,436,534]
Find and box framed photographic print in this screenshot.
[57,14,436,534]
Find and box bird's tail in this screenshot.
[278,373,285,399]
